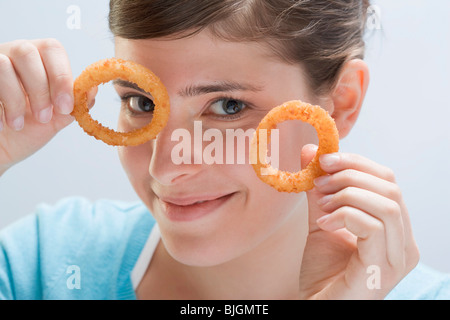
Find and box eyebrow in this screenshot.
[112,79,150,95]
[178,81,263,97]
[113,79,263,97]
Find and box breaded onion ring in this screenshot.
[71,58,170,146]
[250,100,339,193]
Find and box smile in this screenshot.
[158,192,237,222]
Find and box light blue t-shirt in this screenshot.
[1,197,449,300]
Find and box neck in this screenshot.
[137,197,309,300]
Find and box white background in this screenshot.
[0,0,449,273]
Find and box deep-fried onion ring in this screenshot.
[250,100,339,193]
[71,58,170,146]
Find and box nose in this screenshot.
[148,118,202,186]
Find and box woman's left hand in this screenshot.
[299,144,420,300]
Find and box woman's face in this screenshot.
[114,31,324,267]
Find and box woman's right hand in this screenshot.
[0,39,78,176]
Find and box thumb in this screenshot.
[301,144,328,233]
[87,86,98,109]
[301,143,318,170]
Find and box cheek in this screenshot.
[276,120,318,172]
[226,160,304,236]
[117,112,155,181]
[245,171,304,218]
[165,163,305,267]
[218,172,306,267]
[117,110,153,133]
[118,143,153,198]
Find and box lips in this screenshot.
[157,192,236,222]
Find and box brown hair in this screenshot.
[109,0,370,95]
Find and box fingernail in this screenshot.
[12,116,24,131]
[317,194,333,206]
[320,153,340,167]
[316,214,330,225]
[39,106,53,123]
[55,93,74,115]
[0,105,3,132]
[314,175,330,188]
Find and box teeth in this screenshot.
[178,200,207,207]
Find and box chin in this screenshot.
[163,237,234,267]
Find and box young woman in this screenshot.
[0,0,448,300]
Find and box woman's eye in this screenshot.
[125,95,155,114]
[209,98,246,116]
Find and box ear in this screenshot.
[330,59,370,139]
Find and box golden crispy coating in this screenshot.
[250,100,339,193]
[71,58,170,146]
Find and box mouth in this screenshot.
[157,192,237,222]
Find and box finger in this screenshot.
[318,187,405,268]
[317,206,388,267]
[315,155,417,268]
[314,168,411,261]
[0,100,4,132]
[314,169,402,203]
[87,86,98,109]
[8,40,53,124]
[300,143,318,170]
[0,53,27,131]
[35,39,74,115]
[300,144,328,232]
[318,207,390,300]
[319,152,396,183]
[395,200,420,272]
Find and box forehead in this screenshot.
[116,32,277,69]
[114,31,310,99]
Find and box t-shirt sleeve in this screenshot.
[386,263,450,300]
[0,250,11,299]
[0,197,154,300]
[0,214,42,300]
